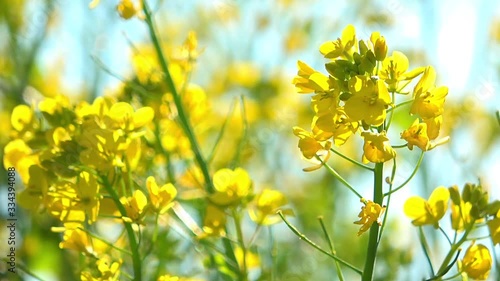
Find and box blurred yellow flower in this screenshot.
[461,243,492,280]
[451,200,473,232]
[59,227,93,254]
[249,189,290,225]
[354,198,385,236]
[209,168,252,207]
[11,104,33,132]
[400,119,429,151]
[120,190,148,222]
[404,186,449,228]
[344,76,391,126]
[361,131,396,163]
[117,0,137,20]
[487,209,500,245]
[146,176,177,214]
[74,171,101,223]
[202,204,226,237]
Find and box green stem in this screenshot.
[362,162,383,281]
[419,226,435,276]
[329,148,374,171]
[386,99,413,114]
[378,158,397,242]
[320,158,362,199]
[318,217,345,281]
[435,227,472,277]
[101,176,142,281]
[277,211,363,275]
[142,1,214,193]
[384,151,424,197]
[232,209,248,281]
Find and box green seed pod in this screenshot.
[359,39,369,55]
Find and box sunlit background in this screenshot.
[1,0,499,280]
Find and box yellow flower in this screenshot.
[361,132,396,164]
[157,276,180,281]
[370,32,387,61]
[120,190,148,222]
[312,107,359,147]
[209,168,252,207]
[411,66,448,119]
[234,247,261,269]
[146,176,177,214]
[74,171,101,223]
[487,209,500,245]
[379,51,425,92]
[423,115,442,140]
[202,204,226,237]
[292,60,330,94]
[400,119,429,151]
[228,62,261,88]
[451,200,473,232]
[117,0,137,20]
[344,76,391,126]
[11,104,34,132]
[59,227,93,254]
[319,24,357,59]
[461,243,492,280]
[81,255,122,281]
[354,199,385,236]
[3,139,38,184]
[249,189,290,225]
[404,186,450,228]
[293,126,331,159]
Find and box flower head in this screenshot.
[209,168,252,207]
[146,176,177,214]
[361,131,396,163]
[249,189,290,225]
[461,243,492,280]
[344,76,391,126]
[400,119,430,151]
[410,66,448,119]
[404,186,449,228]
[354,199,386,236]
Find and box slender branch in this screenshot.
[318,217,345,281]
[208,98,237,164]
[330,148,374,171]
[320,158,362,199]
[278,211,363,275]
[101,176,142,281]
[383,151,424,197]
[418,227,435,277]
[142,1,214,193]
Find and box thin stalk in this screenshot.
[361,162,383,281]
[230,95,249,168]
[208,98,237,164]
[318,216,345,281]
[232,209,248,281]
[277,211,363,275]
[330,148,374,171]
[101,176,142,281]
[386,99,414,114]
[435,226,472,277]
[384,151,424,197]
[142,1,214,193]
[419,226,435,276]
[320,159,362,199]
[80,227,132,256]
[439,227,452,246]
